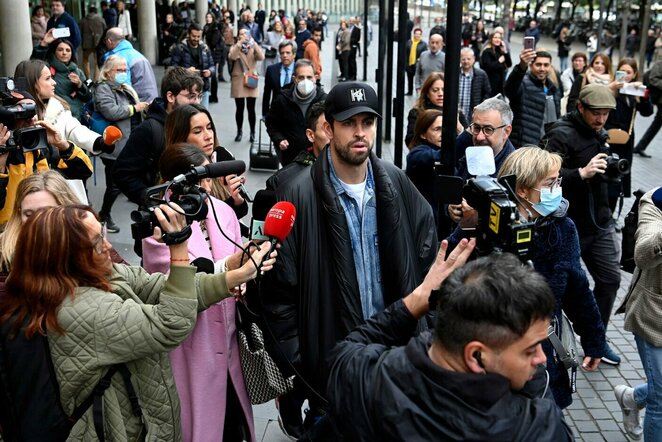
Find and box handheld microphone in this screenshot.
[173,160,246,184]
[250,189,277,241]
[263,201,296,247]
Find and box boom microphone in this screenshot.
[263,201,296,247]
[173,160,246,184]
[250,189,277,241]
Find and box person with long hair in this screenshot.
[142,144,254,441]
[406,109,443,222]
[31,31,92,120]
[164,104,248,219]
[93,55,149,233]
[557,26,572,72]
[15,59,117,156]
[31,5,47,47]
[567,53,617,111]
[0,204,275,440]
[480,31,512,96]
[405,72,465,147]
[262,19,285,76]
[603,58,653,210]
[229,27,264,142]
[336,19,351,82]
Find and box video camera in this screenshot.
[131,160,246,240]
[0,77,49,155]
[435,146,535,262]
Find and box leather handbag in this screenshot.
[548,312,579,392]
[607,107,637,145]
[236,301,294,404]
[238,58,259,89]
[264,47,278,58]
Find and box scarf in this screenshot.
[409,38,420,66]
[584,68,612,86]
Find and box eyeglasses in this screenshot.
[177,91,203,101]
[532,177,562,193]
[468,123,507,137]
[92,224,108,254]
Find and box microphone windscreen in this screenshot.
[264,201,296,243]
[103,126,122,145]
[252,189,277,220]
[204,160,246,179]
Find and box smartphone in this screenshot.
[615,70,626,82]
[523,36,535,51]
[52,27,71,39]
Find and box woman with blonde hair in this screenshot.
[480,31,512,95]
[93,55,149,232]
[0,171,80,271]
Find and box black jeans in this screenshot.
[635,104,662,152]
[234,97,256,133]
[348,46,358,80]
[406,65,416,93]
[100,157,121,218]
[579,227,621,331]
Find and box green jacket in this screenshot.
[48,264,231,441]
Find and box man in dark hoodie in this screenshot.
[112,67,202,207]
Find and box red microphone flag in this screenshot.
[263,201,296,243]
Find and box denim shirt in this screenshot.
[328,150,384,319]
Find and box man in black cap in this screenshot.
[261,81,438,440]
[541,83,622,366]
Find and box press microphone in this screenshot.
[250,189,277,241]
[263,201,296,248]
[173,160,246,184]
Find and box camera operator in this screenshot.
[541,83,622,365]
[0,91,92,224]
[327,242,574,441]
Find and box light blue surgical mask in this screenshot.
[114,72,128,85]
[531,186,562,217]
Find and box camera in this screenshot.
[131,181,209,240]
[462,176,535,261]
[598,135,630,183]
[0,77,49,154]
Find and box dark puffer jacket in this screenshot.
[169,40,216,91]
[504,64,561,147]
[540,111,612,235]
[261,148,438,394]
[327,299,574,441]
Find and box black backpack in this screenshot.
[643,70,662,103]
[620,189,646,273]
[0,318,141,442]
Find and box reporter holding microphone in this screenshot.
[0,203,276,440]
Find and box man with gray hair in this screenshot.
[459,47,491,121]
[449,97,516,224]
[416,33,445,92]
[102,27,158,102]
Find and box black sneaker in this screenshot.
[102,216,120,233]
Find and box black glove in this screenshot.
[93,136,115,154]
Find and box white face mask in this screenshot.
[296,79,315,96]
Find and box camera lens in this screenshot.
[617,158,630,175]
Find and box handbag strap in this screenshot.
[627,105,636,135]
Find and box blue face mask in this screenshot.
[114,72,128,85]
[532,186,562,217]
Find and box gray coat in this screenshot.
[624,189,662,346]
[93,81,142,160]
[415,50,446,90]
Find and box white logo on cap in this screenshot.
[350,88,366,102]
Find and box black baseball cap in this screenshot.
[324,82,381,122]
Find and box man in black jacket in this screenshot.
[262,81,437,440]
[458,47,491,121]
[327,251,574,442]
[541,83,622,365]
[113,67,203,207]
[265,59,326,166]
[504,48,561,147]
[169,23,215,108]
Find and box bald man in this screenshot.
[415,33,446,92]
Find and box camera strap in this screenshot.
[161,225,193,245]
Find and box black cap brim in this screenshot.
[332,106,382,122]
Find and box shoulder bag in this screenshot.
[238,56,259,89]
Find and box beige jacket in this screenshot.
[624,188,662,346]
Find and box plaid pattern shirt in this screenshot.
[459,69,473,119]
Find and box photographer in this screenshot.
[0,91,92,224]
[541,83,622,365]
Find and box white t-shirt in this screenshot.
[339,178,367,217]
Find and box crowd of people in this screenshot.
[1,1,662,441]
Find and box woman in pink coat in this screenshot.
[141,143,254,441]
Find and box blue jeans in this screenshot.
[200,90,210,109]
[559,57,568,72]
[634,334,662,440]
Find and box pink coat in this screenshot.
[142,197,255,442]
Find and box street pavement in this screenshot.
[88,24,661,442]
